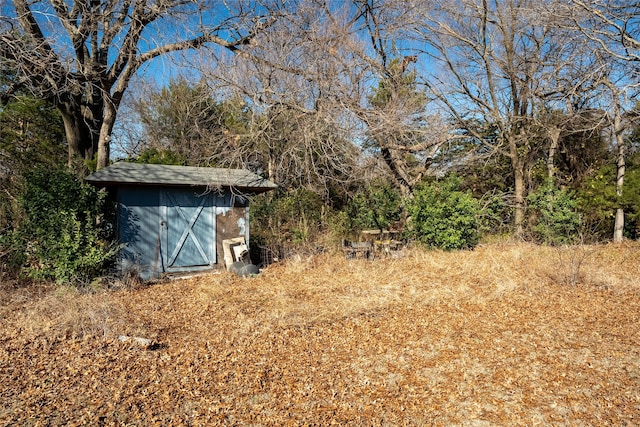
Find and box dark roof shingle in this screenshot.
[85,162,277,192]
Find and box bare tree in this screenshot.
[597,76,640,242]
[570,1,640,65]
[337,0,455,197]
[411,0,600,236]
[567,0,640,241]
[0,0,277,171]
[203,0,459,198]
[189,0,368,200]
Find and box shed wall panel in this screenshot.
[115,185,249,279]
[117,186,161,279]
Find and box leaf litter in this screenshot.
[1,243,639,425]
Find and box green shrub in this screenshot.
[344,180,403,234]
[527,180,581,245]
[8,167,117,285]
[23,209,117,284]
[251,188,325,247]
[476,190,512,238]
[578,156,640,240]
[0,229,27,275]
[406,176,480,250]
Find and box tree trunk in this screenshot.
[380,146,413,198]
[96,103,118,170]
[613,123,626,242]
[512,157,526,239]
[506,131,526,238]
[268,146,276,183]
[547,127,560,180]
[58,103,98,172]
[614,208,624,242]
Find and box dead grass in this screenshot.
[1,243,639,425]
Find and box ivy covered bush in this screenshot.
[527,180,582,245]
[406,176,480,250]
[251,188,327,248]
[1,167,117,285]
[344,180,403,233]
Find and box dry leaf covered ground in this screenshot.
[1,243,639,426]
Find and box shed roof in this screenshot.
[85,162,277,193]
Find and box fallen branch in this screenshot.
[117,335,154,349]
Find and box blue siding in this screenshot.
[117,186,221,279]
[161,188,215,272]
[117,186,161,279]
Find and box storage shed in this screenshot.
[86,162,276,279]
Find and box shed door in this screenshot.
[160,189,215,271]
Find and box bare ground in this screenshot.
[1,243,639,426]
